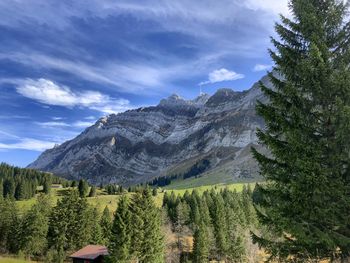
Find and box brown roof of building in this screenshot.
[70,245,109,259]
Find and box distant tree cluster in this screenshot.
[0,163,70,200]
[163,186,256,262]
[104,184,124,195]
[150,159,210,187]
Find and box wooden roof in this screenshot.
[70,245,109,259]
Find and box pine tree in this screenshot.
[43,179,51,194]
[0,197,20,253]
[89,207,103,244]
[15,180,26,200]
[193,221,209,263]
[211,194,228,260]
[20,194,51,258]
[251,0,350,261]
[131,189,164,263]
[3,178,15,198]
[100,206,112,245]
[89,185,96,197]
[0,179,3,199]
[78,179,89,197]
[48,190,91,253]
[108,195,132,263]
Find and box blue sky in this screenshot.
[0,0,288,167]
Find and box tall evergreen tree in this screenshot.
[78,179,89,197]
[0,197,20,253]
[108,195,132,263]
[88,185,97,197]
[211,194,228,260]
[100,206,112,245]
[43,179,51,194]
[0,179,3,199]
[193,221,209,263]
[131,189,164,263]
[252,0,350,261]
[48,190,91,253]
[3,178,15,199]
[88,207,103,245]
[20,194,51,258]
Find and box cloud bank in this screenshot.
[16,78,132,114]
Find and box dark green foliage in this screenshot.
[0,197,19,253]
[47,190,93,253]
[89,207,103,245]
[104,184,124,195]
[3,177,15,198]
[163,188,252,262]
[108,190,164,263]
[108,195,132,262]
[0,163,69,200]
[251,0,350,261]
[20,194,51,257]
[100,206,112,245]
[193,222,209,263]
[0,179,2,200]
[78,179,89,197]
[131,189,164,262]
[210,193,228,259]
[43,178,51,194]
[89,185,97,197]
[149,159,210,187]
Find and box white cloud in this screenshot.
[199,68,244,85]
[36,120,96,129]
[52,117,64,120]
[35,121,70,128]
[0,138,57,151]
[244,0,289,16]
[71,121,95,128]
[84,116,96,120]
[16,78,132,114]
[17,78,107,107]
[253,64,273,72]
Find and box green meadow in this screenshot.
[15,181,254,213]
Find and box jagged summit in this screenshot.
[28,76,268,186]
[159,93,186,106]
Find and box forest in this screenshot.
[0,163,70,200]
[0,185,257,262]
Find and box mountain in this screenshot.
[28,75,271,186]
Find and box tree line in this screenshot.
[0,163,70,200]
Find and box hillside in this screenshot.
[28,75,271,186]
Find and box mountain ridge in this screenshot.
[28,75,270,186]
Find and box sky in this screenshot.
[0,0,289,167]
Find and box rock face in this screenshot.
[28,75,271,186]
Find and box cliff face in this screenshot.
[28,75,270,186]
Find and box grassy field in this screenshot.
[15,181,255,213]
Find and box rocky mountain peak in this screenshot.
[206,88,242,106]
[191,93,210,105]
[28,75,268,186]
[159,93,187,107]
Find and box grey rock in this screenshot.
[28,75,271,186]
